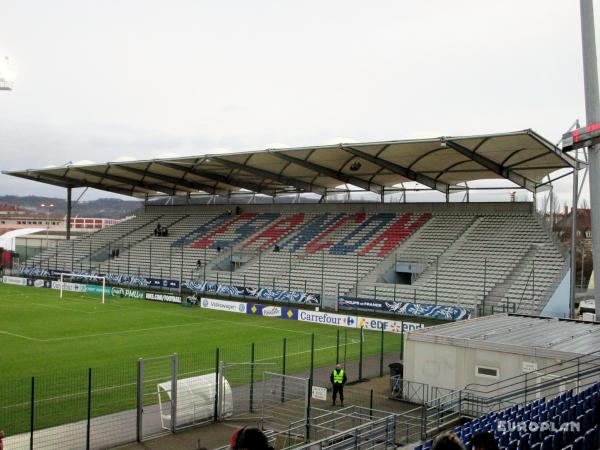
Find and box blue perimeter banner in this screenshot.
[246,303,298,320]
[338,296,471,320]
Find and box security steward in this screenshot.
[330,363,347,406]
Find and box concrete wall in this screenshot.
[404,339,558,394]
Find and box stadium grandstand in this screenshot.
[4,130,583,318]
[3,129,598,450]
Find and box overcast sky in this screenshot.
[0,0,596,207]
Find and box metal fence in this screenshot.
[0,329,403,450]
[13,233,554,316]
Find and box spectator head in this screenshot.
[431,432,465,450]
[471,431,499,450]
[230,427,273,450]
[335,363,341,370]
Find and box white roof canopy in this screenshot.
[3,129,583,198]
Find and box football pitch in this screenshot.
[0,283,405,435]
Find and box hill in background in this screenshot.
[0,195,143,219]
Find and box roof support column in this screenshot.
[66,187,72,241]
[580,0,600,316]
[570,163,579,319]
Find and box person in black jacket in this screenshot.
[330,363,347,407]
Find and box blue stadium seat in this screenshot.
[583,428,596,450]
[412,382,600,450]
[541,435,553,450]
[517,434,530,450]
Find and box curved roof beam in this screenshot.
[444,140,537,192]
[153,160,275,195]
[270,151,382,194]
[341,146,450,194]
[23,171,139,197]
[113,164,228,196]
[71,167,177,195]
[210,156,327,194]
[434,159,472,180]
[407,147,447,170]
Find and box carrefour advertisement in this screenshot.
[51,280,87,293]
[242,302,421,333]
[297,310,357,328]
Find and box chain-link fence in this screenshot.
[13,233,544,319]
[0,329,403,450]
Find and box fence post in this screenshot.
[344,329,348,368]
[288,250,292,291]
[214,348,220,422]
[359,327,364,381]
[171,353,178,433]
[169,245,172,278]
[310,334,315,383]
[305,376,312,443]
[356,252,359,289]
[136,358,143,442]
[281,338,287,403]
[321,251,325,301]
[30,376,35,450]
[400,324,405,361]
[532,260,535,302]
[249,342,255,413]
[435,255,439,305]
[524,371,528,405]
[336,329,340,364]
[482,257,487,316]
[86,368,92,450]
[380,327,385,377]
[369,389,374,420]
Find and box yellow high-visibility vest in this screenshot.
[333,369,345,384]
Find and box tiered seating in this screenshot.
[417,382,599,450]
[121,211,223,278]
[213,211,430,297]
[359,214,566,312]
[26,213,163,272]
[21,203,567,314]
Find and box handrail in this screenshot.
[464,349,600,394]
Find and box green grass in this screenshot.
[0,283,410,436]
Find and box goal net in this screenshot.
[59,273,107,304]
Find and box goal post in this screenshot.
[59,273,107,304]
